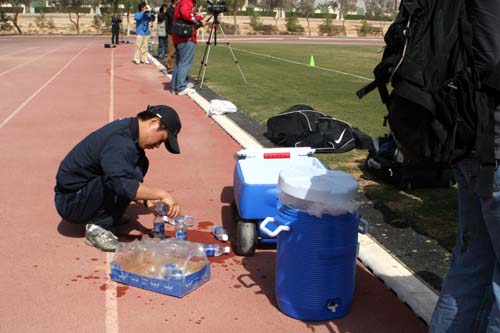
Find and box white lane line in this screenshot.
[105,49,119,333]
[0,47,62,77]
[109,48,115,123]
[231,46,372,81]
[0,47,87,129]
[105,252,118,333]
[223,37,285,41]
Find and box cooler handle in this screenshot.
[358,218,368,234]
[259,217,290,237]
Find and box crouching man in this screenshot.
[54,105,182,252]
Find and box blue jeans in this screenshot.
[157,36,167,56]
[430,159,500,332]
[171,41,194,92]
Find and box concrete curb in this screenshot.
[149,53,438,325]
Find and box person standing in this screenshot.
[157,4,168,58]
[170,0,206,95]
[429,1,500,332]
[165,0,177,73]
[111,11,122,46]
[134,2,155,65]
[54,105,182,252]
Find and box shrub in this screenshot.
[0,12,13,32]
[35,13,56,31]
[285,15,302,34]
[249,13,263,31]
[0,7,23,13]
[93,13,112,32]
[358,20,383,37]
[220,22,237,35]
[318,16,344,36]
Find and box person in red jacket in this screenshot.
[170,0,206,95]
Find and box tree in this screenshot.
[296,0,315,36]
[0,0,24,34]
[225,0,245,34]
[51,0,91,34]
[317,2,330,14]
[122,0,140,37]
[261,0,295,22]
[365,0,394,19]
[330,0,355,21]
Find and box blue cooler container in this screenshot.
[260,168,367,321]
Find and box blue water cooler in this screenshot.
[260,167,367,321]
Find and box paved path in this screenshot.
[0,36,426,332]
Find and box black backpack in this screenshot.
[357,0,500,195]
[365,134,455,190]
[264,104,371,153]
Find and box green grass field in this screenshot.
[193,42,458,252]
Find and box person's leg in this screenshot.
[54,176,130,228]
[170,43,180,92]
[134,35,143,62]
[430,159,497,332]
[159,37,166,57]
[481,165,500,332]
[166,34,175,72]
[174,41,194,92]
[140,35,149,62]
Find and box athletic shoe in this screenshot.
[134,60,140,65]
[186,82,194,88]
[177,88,196,96]
[143,60,151,65]
[84,224,119,252]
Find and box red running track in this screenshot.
[0,36,425,333]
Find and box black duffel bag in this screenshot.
[264,104,372,153]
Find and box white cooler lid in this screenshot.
[278,166,358,205]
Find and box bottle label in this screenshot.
[175,230,187,240]
[204,244,216,257]
[153,222,165,238]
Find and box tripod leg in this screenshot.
[196,24,215,88]
[217,24,248,84]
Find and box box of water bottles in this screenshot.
[110,238,210,298]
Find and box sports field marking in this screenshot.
[231,46,372,81]
[224,37,284,41]
[105,49,119,333]
[0,47,87,130]
[298,37,383,42]
[0,47,62,77]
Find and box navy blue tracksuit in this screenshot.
[54,118,149,228]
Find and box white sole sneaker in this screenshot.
[177,88,196,96]
[186,82,194,88]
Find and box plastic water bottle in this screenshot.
[153,215,165,239]
[212,226,229,242]
[175,217,187,240]
[204,244,230,257]
[154,201,169,216]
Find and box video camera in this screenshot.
[207,0,227,14]
[145,5,156,14]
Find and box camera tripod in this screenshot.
[196,13,247,88]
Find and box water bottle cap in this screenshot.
[221,234,228,241]
[223,246,230,253]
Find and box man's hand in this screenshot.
[160,193,180,218]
